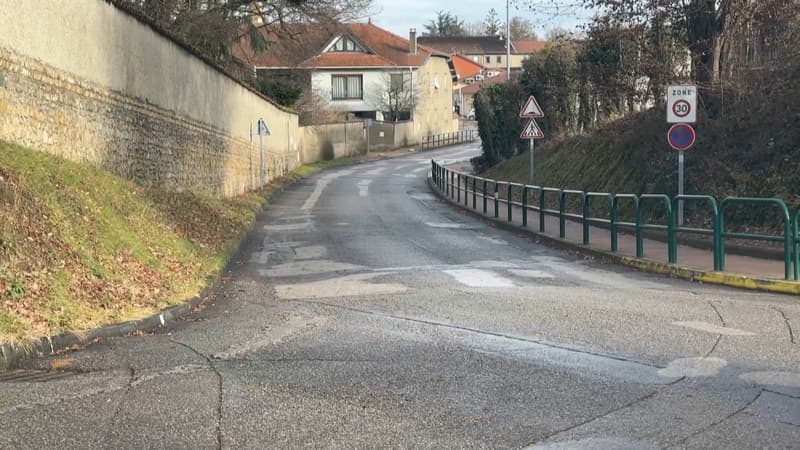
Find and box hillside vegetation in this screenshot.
[0,141,349,343]
[482,63,800,228]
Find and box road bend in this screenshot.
[2,142,798,449]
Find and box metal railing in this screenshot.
[420,129,478,150]
[432,160,799,281]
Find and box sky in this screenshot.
[367,0,595,39]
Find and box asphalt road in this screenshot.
[2,143,798,449]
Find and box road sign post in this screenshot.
[520,96,545,184]
[667,122,696,225]
[255,118,271,187]
[667,85,697,226]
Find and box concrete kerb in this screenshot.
[0,160,368,371]
[427,175,800,296]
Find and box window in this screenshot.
[331,75,363,100]
[390,73,404,91]
[497,56,502,63]
[485,56,491,64]
[329,36,366,53]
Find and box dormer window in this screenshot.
[329,36,366,53]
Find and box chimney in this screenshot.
[409,28,417,55]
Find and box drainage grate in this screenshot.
[0,369,75,383]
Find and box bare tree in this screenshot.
[122,0,374,66]
[509,16,538,41]
[369,72,418,122]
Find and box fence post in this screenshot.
[539,189,546,232]
[559,191,566,239]
[494,182,499,218]
[582,193,590,245]
[507,183,513,222]
[465,175,470,207]
[635,201,644,258]
[610,196,617,252]
[456,174,461,203]
[522,186,528,227]
[472,177,477,209]
[483,179,488,213]
[668,202,677,264]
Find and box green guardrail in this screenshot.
[430,160,798,281]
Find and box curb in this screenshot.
[427,176,800,296]
[0,162,360,371]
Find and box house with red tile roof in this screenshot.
[418,35,548,73]
[233,23,458,139]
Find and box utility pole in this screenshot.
[506,0,511,80]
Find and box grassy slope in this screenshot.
[485,74,800,223]
[0,140,354,343]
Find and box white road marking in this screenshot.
[260,260,364,277]
[275,273,407,299]
[475,235,509,245]
[263,223,312,232]
[672,321,756,336]
[425,222,469,229]
[534,256,667,289]
[443,269,515,288]
[657,357,727,378]
[412,166,429,174]
[508,269,556,279]
[357,179,372,197]
[409,193,437,201]
[364,167,386,176]
[739,371,800,388]
[404,174,418,178]
[294,245,327,260]
[302,169,354,211]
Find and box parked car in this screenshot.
[467,109,475,120]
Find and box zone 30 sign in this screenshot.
[667,85,697,124]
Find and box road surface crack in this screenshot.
[772,307,796,344]
[527,390,660,446]
[172,339,224,450]
[705,335,722,358]
[103,367,135,445]
[705,302,726,357]
[671,390,763,446]
[709,302,726,327]
[292,300,663,369]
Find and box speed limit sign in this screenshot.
[667,85,697,123]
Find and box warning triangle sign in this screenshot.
[520,95,545,118]
[520,119,544,139]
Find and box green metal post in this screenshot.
[635,201,644,258]
[465,176,470,207]
[559,191,566,239]
[456,174,461,203]
[472,177,477,209]
[507,183,513,222]
[582,194,590,245]
[610,195,618,252]
[539,189,546,232]
[522,186,528,227]
[483,179,488,213]
[494,182,499,218]
[793,207,799,280]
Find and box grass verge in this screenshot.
[0,141,358,343]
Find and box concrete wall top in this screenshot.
[0,0,298,144]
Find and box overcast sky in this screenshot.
[367,0,594,38]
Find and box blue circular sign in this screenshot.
[668,123,695,151]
